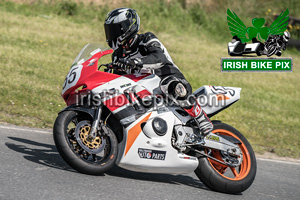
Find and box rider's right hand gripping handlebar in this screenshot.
[99,63,127,74]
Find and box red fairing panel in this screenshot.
[62,49,121,105]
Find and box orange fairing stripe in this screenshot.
[124,113,152,156]
[216,94,230,101]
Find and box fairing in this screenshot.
[61,44,117,105]
[193,85,241,117]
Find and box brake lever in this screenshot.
[98,63,109,70]
[98,63,116,71]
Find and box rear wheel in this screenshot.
[53,111,118,175]
[194,122,256,194]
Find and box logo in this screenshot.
[138,148,166,160]
[222,9,292,72]
[120,83,131,88]
[205,135,220,142]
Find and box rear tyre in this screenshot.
[53,111,118,175]
[194,122,256,194]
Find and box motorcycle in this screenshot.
[53,43,256,194]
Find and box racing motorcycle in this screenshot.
[53,43,256,194]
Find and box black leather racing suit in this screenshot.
[112,32,213,136]
[112,32,192,96]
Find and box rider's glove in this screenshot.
[115,58,143,71]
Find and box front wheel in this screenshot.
[194,122,256,194]
[53,111,118,175]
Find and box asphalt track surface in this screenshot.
[0,124,299,200]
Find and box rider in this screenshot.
[104,8,213,136]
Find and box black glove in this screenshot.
[115,58,142,71]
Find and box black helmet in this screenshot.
[104,8,140,50]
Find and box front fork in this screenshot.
[89,103,103,138]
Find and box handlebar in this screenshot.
[98,63,122,71]
[98,62,141,74]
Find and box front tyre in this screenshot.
[195,122,256,194]
[53,111,118,175]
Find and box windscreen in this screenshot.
[72,43,111,66]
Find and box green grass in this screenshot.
[0,0,299,158]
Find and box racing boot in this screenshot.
[184,101,213,137]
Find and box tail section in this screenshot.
[193,85,241,117]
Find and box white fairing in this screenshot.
[136,74,161,93]
[61,64,83,95]
[91,72,239,174]
[117,111,199,174]
[194,85,241,115]
[92,73,160,95]
[92,76,137,95]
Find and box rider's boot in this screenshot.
[184,101,213,137]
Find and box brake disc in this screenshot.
[75,120,106,154]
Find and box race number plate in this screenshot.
[61,64,83,95]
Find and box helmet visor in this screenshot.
[104,23,123,44]
[104,19,132,43]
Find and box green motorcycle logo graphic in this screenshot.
[227,8,289,43]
